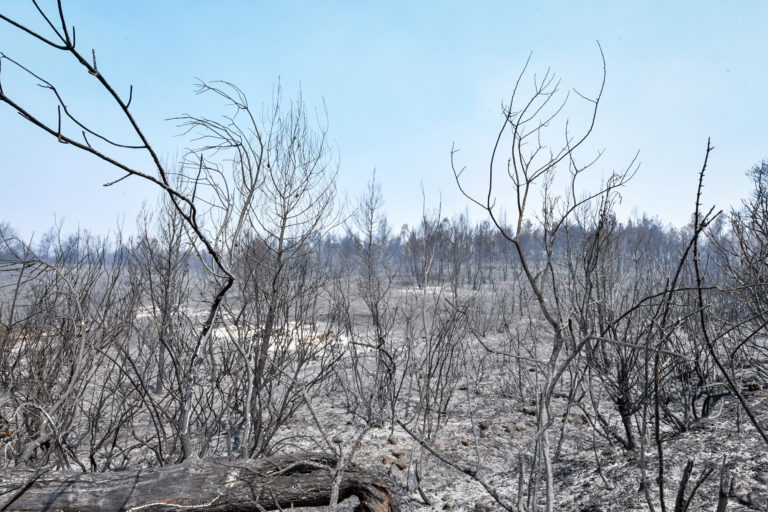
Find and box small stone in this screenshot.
[382,455,397,465]
[731,478,751,498]
[568,413,588,425]
[504,422,528,433]
[474,503,491,512]
[730,478,768,510]
[394,454,409,470]
[461,439,473,447]
[522,405,537,416]
[387,434,398,445]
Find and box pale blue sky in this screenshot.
[1,1,767,238]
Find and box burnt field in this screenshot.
[1,3,768,511]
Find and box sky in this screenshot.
[1,1,767,239]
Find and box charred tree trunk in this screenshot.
[0,453,399,512]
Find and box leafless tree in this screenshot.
[0,226,139,470]
[0,2,240,461]
[338,173,403,428]
[0,5,399,510]
[448,46,637,510]
[174,80,343,457]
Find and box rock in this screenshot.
[580,506,602,512]
[504,422,529,434]
[393,454,409,470]
[522,405,537,416]
[461,439,473,447]
[474,503,492,512]
[568,413,588,425]
[383,451,409,470]
[731,478,768,509]
[443,501,454,510]
[741,491,767,509]
[392,451,409,470]
[387,434,398,445]
[730,478,751,499]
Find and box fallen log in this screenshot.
[0,452,399,511]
